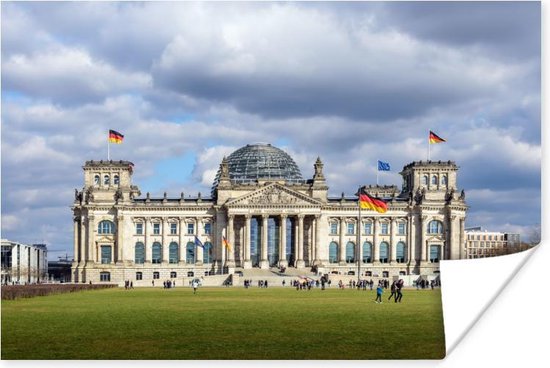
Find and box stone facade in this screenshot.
[71,144,468,285]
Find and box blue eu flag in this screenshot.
[378,160,390,171]
[194,236,204,249]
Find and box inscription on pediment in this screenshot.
[229,185,319,206]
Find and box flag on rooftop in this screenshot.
[378,160,391,171]
[358,189,388,213]
[429,130,446,144]
[194,236,204,249]
[109,129,124,144]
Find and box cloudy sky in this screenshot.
[1,1,541,259]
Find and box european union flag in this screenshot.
[378,160,391,171]
[194,236,204,249]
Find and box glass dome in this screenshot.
[212,143,304,190]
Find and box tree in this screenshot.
[528,224,541,246]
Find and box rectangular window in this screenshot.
[136,272,142,280]
[347,223,355,235]
[101,246,111,264]
[187,223,194,235]
[135,223,143,235]
[398,223,406,235]
[430,245,440,263]
[153,223,160,235]
[381,223,389,235]
[153,272,160,279]
[170,223,177,235]
[170,272,177,279]
[364,223,372,235]
[330,223,338,235]
[100,272,110,282]
[204,223,211,235]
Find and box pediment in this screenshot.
[96,235,114,243]
[226,183,321,207]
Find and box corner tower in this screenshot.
[79,160,140,205]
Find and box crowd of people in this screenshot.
[415,279,440,289]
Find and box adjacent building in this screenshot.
[71,143,468,285]
[1,239,48,285]
[464,227,521,258]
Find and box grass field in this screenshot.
[1,287,445,360]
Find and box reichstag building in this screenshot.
[71,143,468,285]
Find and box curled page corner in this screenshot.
[441,245,539,354]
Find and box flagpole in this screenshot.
[376,162,379,186]
[428,134,430,161]
[108,131,110,161]
[357,185,362,284]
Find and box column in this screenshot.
[420,215,427,263]
[117,214,124,264]
[226,215,235,267]
[88,215,95,263]
[73,218,79,264]
[243,215,252,269]
[80,217,86,265]
[260,215,269,269]
[161,218,168,264]
[145,218,152,264]
[279,214,288,267]
[408,214,416,267]
[179,218,186,264]
[196,217,204,265]
[296,215,305,268]
[339,217,346,265]
[356,217,362,265]
[459,218,465,260]
[314,215,321,266]
[390,218,397,264]
[373,218,380,264]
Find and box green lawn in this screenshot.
[1,287,445,360]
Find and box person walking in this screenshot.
[192,279,199,294]
[375,284,383,303]
[388,281,397,301]
[395,279,404,303]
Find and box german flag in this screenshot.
[222,236,232,251]
[429,130,446,144]
[358,189,388,213]
[109,129,124,144]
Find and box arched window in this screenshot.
[432,175,438,185]
[362,242,372,263]
[345,242,355,263]
[422,175,428,185]
[203,242,213,264]
[428,220,444,234]
[169,242,179,264]
[328,242,338,264]
[379,242,389,263]
[104,175,110,186]
[441,175,448,185]
[98,220,115,234]
[186,242,195,264]
[396,241,406,263]
[134,242,145,264]
[152,242,162,264]
[114,175,120,185]
[94,175,100,185]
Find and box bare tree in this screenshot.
[528,224,541,246]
